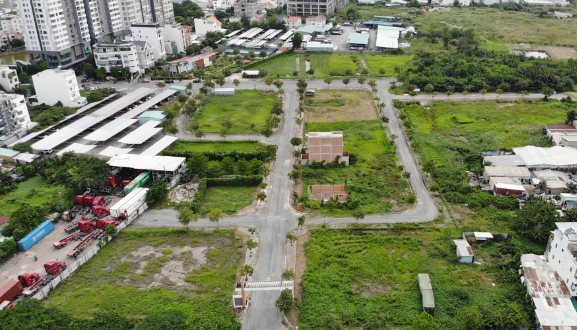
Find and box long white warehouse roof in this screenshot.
[140,135,178,156]
[513,146,577,167]
[120,89,176,119]
[118,120,162,145]
[32,88,153,151]
[99,146,133,158]
[108,154,185,172]
[83,118,137,142]
[57,143,97,155]
[376,26,401,49]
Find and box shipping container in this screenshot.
[123,172,151,195]
[17,220,55,251]
[0,280,22,302]
[110,188,148,218]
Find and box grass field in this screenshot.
[402,100,567,170]
[0,176,73,217]
[45,228,242,329]
[361,54,412,77]
[304,90,378,122]
[201,186,257,214]
[190,90,278,134]
[251,53,301,78]
[299,227,538,329]
[309,53,357,78]
[166,140,266,154]
[302,120,410,216]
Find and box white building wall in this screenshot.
[32,69,87,107]
[545,226,577,295]
[94,43,142,73]
[130,24,165,61]
[0,93,30,138]
[0,66,19,92]
[161,25,186,54]
[18,0,71,52]
[193,18,221,36]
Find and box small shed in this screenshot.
[473,232,494,241]
[561,193,577,210]
[12,152,38,164]
[453,239,474,263]
[214,88,235,96]
[347,32,369,50]
[493,182,525,196]
[418,273,435,314]
[242,70,260,78]
[0,148,19,163]
[169,85,187,95]
[138,111,166,125]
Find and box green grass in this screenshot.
[166,140,266,154]
[201,186,257,214]
[308,53,357,78]
[361,54,412,76]
[300,227,538,329]
[45,228,242,329]
[0,176,73,217]
[251,53,300,78]
[402,100,567,171]
[191,90,278,134]
[303,120,411,216]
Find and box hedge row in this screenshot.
[190,179,208,213]
[206,175,262,187]
[0,239,17,263]
[165,145,277,162]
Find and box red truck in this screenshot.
[0,280,22,304]
[21,262,67,297]
[53,231,82,249]
[17,273,41,287]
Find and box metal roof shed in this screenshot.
[83,118,137,142]
[99,146,133,158]
[119,89,176,119]
[108,154,185,172]
[57,143,97,155]
[214,88,235,96]
[347,33,369,47]
[12,152,38,163]
[118,120,162,145]
[0,148,19,159]
[140,136,178,156]
[473,232,494,241]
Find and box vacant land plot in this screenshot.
[201,186,257,214]
[302,120,410,216]
[45,228,242,329]
[304,90,377,122]
[190,90,278,134]
[166,140,265,154]
[361,54,412,77]
[251,53,301,78]
[0,176,73,217]
[309,53,356,78]
[300,227,537,329]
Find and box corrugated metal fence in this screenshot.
[31,206,145,300]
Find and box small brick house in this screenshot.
[309,184,348,203]
[168,53,217,75]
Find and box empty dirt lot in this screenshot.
[304,89,378,122]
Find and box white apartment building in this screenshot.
[120,0,174,29]
[0,93,30,140]
[31,68,87,107]
[193,16,223,36]
[162,25,186,55]
[17,0,125,68]
[545,222,577,295]
[0,66,18,91]
[93,41,154,74]
[130,23,166,61]
[234,0,265,18]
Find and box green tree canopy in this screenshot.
[515,198,559,244]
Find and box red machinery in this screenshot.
[91,205,110,217]
[17,273,40,287]
[20,262,67,297]
[67,230,103,258]
[95,219,120,229]
[78,220,96,233]
[64,221,80,233]
[105,176,118,188]
[53,231,82,249]
[92,196,105,206]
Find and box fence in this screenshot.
[31,205,146,300]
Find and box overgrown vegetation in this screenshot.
[80,87,116,103]
[0,176,73,218]
[28,103,76,130]
[37,153,111,194]
[29,228,243,329]
[300,227,537,329]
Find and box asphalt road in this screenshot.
[133,78,570,328]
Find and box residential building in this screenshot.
[286,16,302,29]
[545,223,577,295]
[181,25,194,47]
[193,16,223,36]
[130,24,166,61]
[31,68,87,107]
[288,0,348,16]
[119,0,174,29]
[305,15,326,27]
[93,41,144,74]
[16,0,125,68]
[234,0,265,18]
[0,93,30,141]
[0,66,19,91]
[309,184,348,203]
[167,53,216,75]
[302,131,349,165]
[149,0,174,25]
[162,25,187,55]
[520,254,577,328]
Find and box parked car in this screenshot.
[164,79,174,83]
[192,78,202,83]
[80,78,89,83]
[305,89,316,96]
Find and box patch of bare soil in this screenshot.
[304,90,378,123]
[510,44,577,59]
[294,229,309,300]
[169,182,199,203]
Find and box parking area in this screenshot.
[327,26,378,52]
